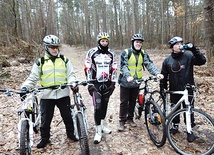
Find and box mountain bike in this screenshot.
[0,87,42,155]
[59,80,95,155]
[159,84,214,155]
[134,76,166,147]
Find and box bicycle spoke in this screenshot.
[144,100,166,147]
[167,108,214,155]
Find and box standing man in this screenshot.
[160,36,206,142]
[20,35,78,148]
[84,32,117,144]
[118,34,163,131]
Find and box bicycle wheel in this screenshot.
[20,120,31,155]
[144,100,166,147]
[76,112,90,155]
[32,96,40,133]
[166,108,214,155]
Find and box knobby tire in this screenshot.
[76,113,90,155]
[144,100,166,147]
[166,108,214,155]
[32,96,40,133]
[20,120,31,155]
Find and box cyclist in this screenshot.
[20,35,78,148]
[160,36,206,142]
[118,34,163,131]
[84,32,117,144]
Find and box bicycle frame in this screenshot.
[138,76,161,102]
[163,85,197,133]
[0,88,41,153]
[18,92,41,147]
[135,76,161,119]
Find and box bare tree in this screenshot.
[204,0,214,63]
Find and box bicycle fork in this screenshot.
[17,117,34,147]
[71,107,79,139]
[72,108,89,140]
[184,90,192,134]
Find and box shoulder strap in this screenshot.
[59,54,69,64]
[141,50,145,71]
[35,56,44,66]
[125,49,132,59]
[41,56,45,65]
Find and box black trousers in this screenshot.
[40,96,74,140]
[119,86,139,122]
[89,84,115,125]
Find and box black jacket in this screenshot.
[160,49,206,91]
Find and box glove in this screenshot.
[106,82,115,91]
[60,83,67,89]
[105,82,116,96]
[88,85,97,96]
[185,42,197,53]
[20,87,28,101]
[88,85,97,92]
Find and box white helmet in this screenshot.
[168,36,183,48]
[96,32,110,42]
[43,35,60,46]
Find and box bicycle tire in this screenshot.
[32,96,40,133]
[144,100,166,147]
[76,112,90,155]
[20,120,31,155]
[166,108,214,155]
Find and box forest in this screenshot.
[0,0,213,154]
[0,0,213,63]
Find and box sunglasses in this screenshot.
[49,46,59,49]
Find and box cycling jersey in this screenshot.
[84,47,117,84]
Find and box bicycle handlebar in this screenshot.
[163,83,198,94]
[135,76,158,84]
[0,79,97,96]
[60,79,96,88]
[0,89,24,95]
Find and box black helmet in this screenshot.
[168,36,183,48]
[131,34,144,42]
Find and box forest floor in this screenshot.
[0,44,213,155]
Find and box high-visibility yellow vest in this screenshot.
[125,49,144,79]
[40,55,67,86]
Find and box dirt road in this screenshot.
[0,44,213,155]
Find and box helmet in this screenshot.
[43,35,60,47]
[168,36,183,48]
[131,34,144,42]
[96,32,110,42]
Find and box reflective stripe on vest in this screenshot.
[40,56,67,86]
[125,49,144,78]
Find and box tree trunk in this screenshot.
[204,0,214,63]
